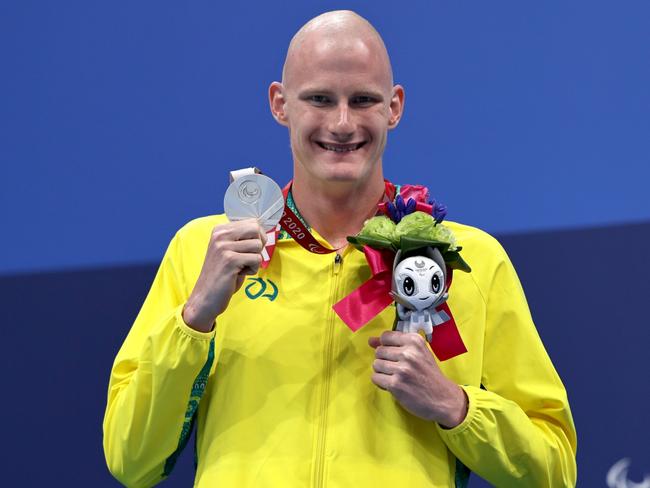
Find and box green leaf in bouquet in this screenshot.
[443,251,472,273]
[348,235,395,251]
[399,236,451,255]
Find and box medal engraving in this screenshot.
[224,173,284,231]
[238,180,261,204]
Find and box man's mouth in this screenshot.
[316,141,366,153]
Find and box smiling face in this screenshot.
[270,12,404,187]
[394,256,445,311]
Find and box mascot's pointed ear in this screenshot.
[443,264,453,291]
[391,249,403,295]
[393,249,403,274]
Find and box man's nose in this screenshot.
[328,102,355,137]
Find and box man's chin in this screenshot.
[321,157,375,180]
[318,167,369,184]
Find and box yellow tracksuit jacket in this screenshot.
[103,214,577,487]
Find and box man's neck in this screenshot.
[291,174,386,249]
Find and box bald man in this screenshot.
[104,11,577,487]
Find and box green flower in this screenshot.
[395,211,457,250]
[395,212,435,239]
[430,224,457,251]
[359,215,397,242]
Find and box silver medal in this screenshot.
[224,173,284,231]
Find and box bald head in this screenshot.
[282,10,393,90]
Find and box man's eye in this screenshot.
[352,96,376,106]
[309,95,330,105]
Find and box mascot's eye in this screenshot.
[403,276,415,296]
[431,274,441,293]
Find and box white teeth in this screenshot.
[321,143,360,152]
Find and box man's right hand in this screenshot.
[182,219,267,332]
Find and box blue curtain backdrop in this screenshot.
[1,1,648,486]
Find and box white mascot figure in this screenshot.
[391,247,451,341]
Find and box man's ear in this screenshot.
[388,84,405,129]
[269,82,288,126]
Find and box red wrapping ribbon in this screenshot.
[429,269,467,361]
[429,302,467,361]
[332,246,396,331]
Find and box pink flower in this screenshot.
[399,184,430,204]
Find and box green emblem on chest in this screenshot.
[245,277,278,301]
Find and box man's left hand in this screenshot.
[369,331,468,428]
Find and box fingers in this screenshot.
[238,253,264,274]
[215,219,266,242]
[369,332,421,348]
[371,372,392,391]
[209,220,267,275]
[369,335,404,393]
[227,238,265,254]
[378,331,424,347]
[368,336,381,349]
[217,248,263,275]
[369,331,435,393]
[373,358,398,375]
[369,333,420,359]
[374,345,402,362]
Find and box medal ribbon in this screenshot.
[262,180,396,265]
[278,183,338,255]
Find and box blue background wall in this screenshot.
[1,0,649,275]
[1,1,648,486]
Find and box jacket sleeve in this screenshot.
[437,238,577,487]
[103,230,215,488]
